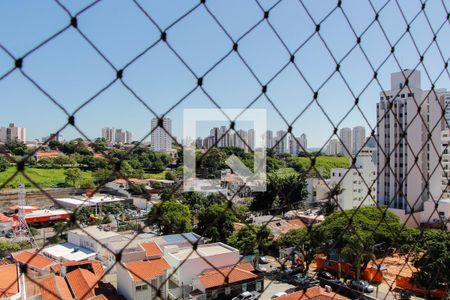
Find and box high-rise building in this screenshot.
[339,127,352,156]
[265,130,274,149]
[376,69,443,213]
[125,131,133,144]
[300,133,307,151]
[114,129,126,144]
[439,89,450,128]
[352,126,366,155]
[101,127,114,143]
[247,129,255,152]
[326,139,341,155]
[330,148,377,210]
[275,130,288,154]
[151,117,173,152]
[0,123,26,143]
[441,129,450,198]
[289,134,307,155]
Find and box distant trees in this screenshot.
[251,171,308,212]
[0,156,9,172]
[1,141,28,156]
[0,240,21,256]
[196,203,239,242]
[64,168,83,187]
[147,200,192,234]
[227,224,272,256]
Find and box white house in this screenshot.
[163,243,240,299]
[67,226,123,261]
[330,148,376,210]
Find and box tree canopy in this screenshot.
[147,200,192,234]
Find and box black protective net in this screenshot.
[0,0,449,299]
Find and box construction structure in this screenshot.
[12,183,37,247]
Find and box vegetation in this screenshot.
[0,156,9,172]
[287,156,349,178]
[0,166,92,188]
[147,200,192,234]
[0,240,22,256]
[196,203,239,242]
[227,224,273,256]
[64,167,83,187]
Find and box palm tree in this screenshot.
[319,184,344,216]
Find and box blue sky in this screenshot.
[0,0,448,148]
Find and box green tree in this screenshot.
[147,200,192,234]
[198,148,226,179]
[165,171,175,180]
[0,240,21,256]
[102,202,124,215]
[196,203,239,242]
[74,206,94,223]
[64,167,83,187]
[0,156,9,172]
[319,184,344,216]
[93,168,114,184]
[412,230,450,289]
[279,227,321,272]
[341,232,376,279]
[227,224,273,256]
[5,141,28,156]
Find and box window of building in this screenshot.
[242,283,248,292]
[256,281,262,292]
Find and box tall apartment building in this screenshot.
[0,123,26,143]
[247,129,255,151]
[265,130,274,149]
[339,127,352,156]
[376,69,443,213]
[151,117,173,152]
[275,130,288,154]
[101,127,114,143]
[289,134,307,155]
[330,149,377,210]
[326,139,341,155]
[125,131,133,144]
[439,89,450,128]
[114,129,126,144]
[352,126,366,155]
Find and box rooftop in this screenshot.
[13,250,55,270]
[276,286,349,300]
[167,243,238,261]
[66,268,99,300]
[69,226,121,240]
[43,242,96,261]
[0,264,19,298]
[198,264,257,289]
[39,275,72,300]
[51,260,104,277]
[124,258,170,282]
[140,242,162,257]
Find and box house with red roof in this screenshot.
[13,250,56,275]
[117,258,170,300]
[0,214,12,237]
[275,286,350,300]
[0,264,20,300]
[191,263,263,299]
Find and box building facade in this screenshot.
[339,127,352,156]
[352,126,366,155]
[151,117,173,152]
[376,69,444,213]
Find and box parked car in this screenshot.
[232,291,260,300]
[259,256,269,264]
[5,230,14,238]
[317,270,336,280]
[290,274,319,287]
[255,265,267,273]
[271,292,287,298]
[350,280,374,293]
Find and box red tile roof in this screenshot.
[51,260,104,277]
[0,264,19,298]
[0,214,11,223]
[66,268,99,300]
[140,242,162,257]
[124,258,170,282]
[276,286,350,300]
[14,251,55,270]
[39,275,73,300]
[198,264,258,289]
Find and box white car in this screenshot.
[271,292,287,298]
[232,291,260,300]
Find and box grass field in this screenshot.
[0,167,92,188]
[144,170,168,179]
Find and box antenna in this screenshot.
[12,183,37,248]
